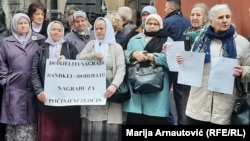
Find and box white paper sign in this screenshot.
[166,41,185,72]
[208,57,237,94]
[177,51,205,87]
[44,59,106,106]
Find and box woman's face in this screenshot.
[211,9,231,34]
[17,18,30,35]
[50,23,63,42]
[190,7,206,29]
[95,20,106,40]
[31,8,44,24]
[74,16,88,31]
[145,19,160,32]
[141,11,150,26]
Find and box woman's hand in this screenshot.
[233,65,243,77]
[105,84,117,98]
[94,53,104,62]
[57,55,66,61]
[162,42,168,53]
[132,51,147,62]
[176,54,184,64]
[37,92,46,103]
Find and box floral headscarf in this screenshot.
[72,11,92,39]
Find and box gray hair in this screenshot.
[191,3,209,23]
[66,4,79,17]
[117,6,132,21]
[208,4,232,21]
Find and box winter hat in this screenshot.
[145,14,163,29]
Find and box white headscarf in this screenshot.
[45,21,65,59]
[45,20,65,46]
[93,17,116,61]
[11,13,32,47]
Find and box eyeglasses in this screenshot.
[146,23,159,26]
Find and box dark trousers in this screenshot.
[167,71,184,125]
[126,113,171,125]
[0,123,6,141]
[186,116,218,125]
[0,87,6,141]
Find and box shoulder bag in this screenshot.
[230,77,250,125]
[127,61,164,94]
[106,79,130,103]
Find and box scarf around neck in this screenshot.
[192,25,236,63]
[144,28,169,53]
[184,24,208,46]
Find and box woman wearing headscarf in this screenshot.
[31,21,80,141]
[177,4,250,125]
[123,14,173,125]
[122,5,157,50]
[76,17,125,141]
[64,10,95,52]
[0,13,45,141]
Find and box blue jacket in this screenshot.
[163,10,191,41]
[123,33,173,117]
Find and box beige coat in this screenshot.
[186,33,250,125]
[76,40,126,124]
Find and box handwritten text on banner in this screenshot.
[44,59,106,106]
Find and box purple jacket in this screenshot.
[0,32,45,125]
[64,30,95,52]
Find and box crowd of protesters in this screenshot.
[0,0,250,141]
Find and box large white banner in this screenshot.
[44,59,106,106]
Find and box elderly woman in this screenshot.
[31,21,80,141]
[76,17,125,141]
[64,10,95,52]
[122,5,157,50]
[184,3,209,51]
[177,4,250,125]
[0,13,45,141]
[123,14,173,125]
[28,2,49,37]
[105,12,124,45]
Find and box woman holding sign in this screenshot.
[31,20,80,141]
[176,4,250,125]
[76,17,125,141]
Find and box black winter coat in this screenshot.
[31,42,78,111]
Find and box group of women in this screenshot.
[0,1,250,141]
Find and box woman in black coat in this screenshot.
[31,20,80,141]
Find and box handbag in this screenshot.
[230,77,250,125]
[106,79,130,103]
[127,61,164,94]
